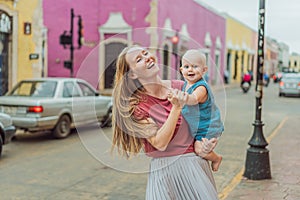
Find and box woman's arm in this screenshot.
[186,86,208,105]
[146,89,187,151]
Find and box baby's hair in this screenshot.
[182,49,206,67]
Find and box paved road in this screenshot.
[0,82,299,199]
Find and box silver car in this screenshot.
[0,78,112,139]
[0,113,16,157]
[279,73,300,97]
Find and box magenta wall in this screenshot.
[43,0,226,86]
[158,0,226,80]
[43,0,151,87]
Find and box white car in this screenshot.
[0,113,16,157]
[279,73,300,97]
[0,78,112,139]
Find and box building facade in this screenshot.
[43,0,226,91]
[278,42,290,72]
[0,0,44,95]
[265,37,279,76]
[289,53,300,72]
[3,0,296,96]
[224,14,257,84]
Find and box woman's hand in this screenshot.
[167,89,188,109]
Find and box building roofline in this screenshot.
[193,0,226,20]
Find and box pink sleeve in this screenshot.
[171,80,184,90]
[133,105,149,121]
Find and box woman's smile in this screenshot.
[147,61,155,69]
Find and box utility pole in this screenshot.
[243,0,271,180]
[59,8,83,77]
[69,8,74,77]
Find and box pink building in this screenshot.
[43,0,226,91]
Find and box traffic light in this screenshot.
[59,31,72,49]
[171,33,179,54]
[77,16,84,48]
[171,34,179,44]
[64,60,73,70]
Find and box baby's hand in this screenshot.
[201,138,218,153]
[167,89,187,108]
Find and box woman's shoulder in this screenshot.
[162,80,184,90]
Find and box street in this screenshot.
[0,82,299,200]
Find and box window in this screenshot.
[213,51,221,85]
[9,81,57,97]
[77,82,95,96]
[31,81,57,97]
[163,44,169,80]
[63,82,80,97]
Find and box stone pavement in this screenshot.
[222,116,300,200]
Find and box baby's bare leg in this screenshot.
[204,151,222,172]
[194,140,222,171]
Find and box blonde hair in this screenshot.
[112,46,157,158]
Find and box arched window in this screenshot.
[163,44,169,80]
[0,11,12,34]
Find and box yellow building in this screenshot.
[224,14,257,84]
[0,0,44,95]
[289,53,300,72]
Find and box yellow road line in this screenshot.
[266,116,288,143]
[218,167,244,200]
[218,116,289,200]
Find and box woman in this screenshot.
[112,45,219,199]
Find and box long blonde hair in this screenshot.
[112,46,157,158]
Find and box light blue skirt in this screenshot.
[146,153,219,200]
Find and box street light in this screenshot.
[243,0,271,180]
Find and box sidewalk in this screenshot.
[223,116,300,200]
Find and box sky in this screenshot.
[200,0,300,54]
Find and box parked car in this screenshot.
[279,73,300,97]
[0,78,112,139]
[0,113,16,157]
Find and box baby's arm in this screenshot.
[186,85,208,105]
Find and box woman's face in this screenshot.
[125,47,159,80]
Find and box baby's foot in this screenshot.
[212,155,222,172]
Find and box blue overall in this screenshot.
[182,79,224,141]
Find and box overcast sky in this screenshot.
[200,0,300,54]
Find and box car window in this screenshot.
[63,82,80,97]
[77,82,96,96]
[9,81,57,97]
[282,74,300,81]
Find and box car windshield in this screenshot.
[8,81,57,97]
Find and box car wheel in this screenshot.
[100,107,112,128]
[52,115,71,139]
[0,135,3,157]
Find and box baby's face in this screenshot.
[180,58,206,85]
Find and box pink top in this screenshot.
[134,80,194,158]
[243,74,251,82]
